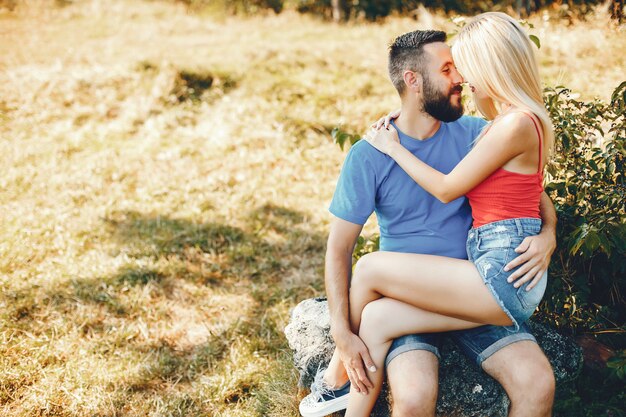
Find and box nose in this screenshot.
[453,68,464,85]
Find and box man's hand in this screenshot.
[504,230,556,290]
[333,331,376,394]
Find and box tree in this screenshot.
[611,0,624,23]
[331,0,343,21]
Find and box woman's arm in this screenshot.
[365,112,539,203]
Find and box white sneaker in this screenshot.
[299,370,351,417]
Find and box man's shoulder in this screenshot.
[346,138,388,164]
[445,115,487,143]
[449,115,488,131]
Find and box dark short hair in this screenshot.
[388,30,447,95]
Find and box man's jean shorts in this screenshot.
[386,322,537,368]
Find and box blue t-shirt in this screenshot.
[329,115,487,259]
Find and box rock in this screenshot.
[284,298,583,417]
[285,297,335,387]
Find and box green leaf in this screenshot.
[597,232,613,256]
[529,35,541,49]
[610,81,626,105]
[569,227,588,256]
[584,230,601,254]
[608,162,616,175]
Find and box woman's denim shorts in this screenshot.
[466,218,547,331]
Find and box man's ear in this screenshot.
[403,70,422,94]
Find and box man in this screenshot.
[300,30,556,417]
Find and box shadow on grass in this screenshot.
[105,211,247,258]
[94,204,324,412]
[7,202,324,316]
[11,204,323,413]
[0,203,324,413]
[103,204,325,290]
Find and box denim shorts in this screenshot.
[386,218,547,368]
[466,218,547,331]
[386,322,537,368]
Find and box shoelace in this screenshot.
[309,367,334,402]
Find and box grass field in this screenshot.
[0,1,624,415]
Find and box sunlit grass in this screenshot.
[0,0,624,415]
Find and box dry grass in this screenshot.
[0,1,624,415]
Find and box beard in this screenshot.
[422,74,464,122]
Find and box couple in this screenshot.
[300,12,557,417]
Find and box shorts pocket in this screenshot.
[516,270,548,310]
[474,248,511,284]
[477,233,511,251]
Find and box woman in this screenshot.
[320,12,554,416]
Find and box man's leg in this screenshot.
[386,334,441,417]
[303,323,442,417]
[452,323,555,417]
[482,341,555,417]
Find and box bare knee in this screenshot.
[359,299,392,343]
[511,363,556,404]
[392,385,437,417]
[352,252,381,290]
[388,350,439,417]
[484,342,555,414]
[503,357,555,409]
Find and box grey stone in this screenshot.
[285,298,582,417]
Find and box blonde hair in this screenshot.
[451,12,554,161]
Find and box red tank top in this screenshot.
[466,113,544,228]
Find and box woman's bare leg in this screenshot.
[348,251,512,332]
[322,349,347,387]
[324,251,510,392]
[345,298,485,417]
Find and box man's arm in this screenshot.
[504,191,557,290]
[326,217,376,394]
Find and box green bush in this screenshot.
[336,82,626,346]
[537,83,625,344]
[164,0,614,19]
[177,0,283,14]
[293,0,607,21]
[295,0,424,20]
[294,0,332,16]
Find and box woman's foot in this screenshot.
[299,369,351,417]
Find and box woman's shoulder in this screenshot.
[489,110,541,145]
[496,110,539,131]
